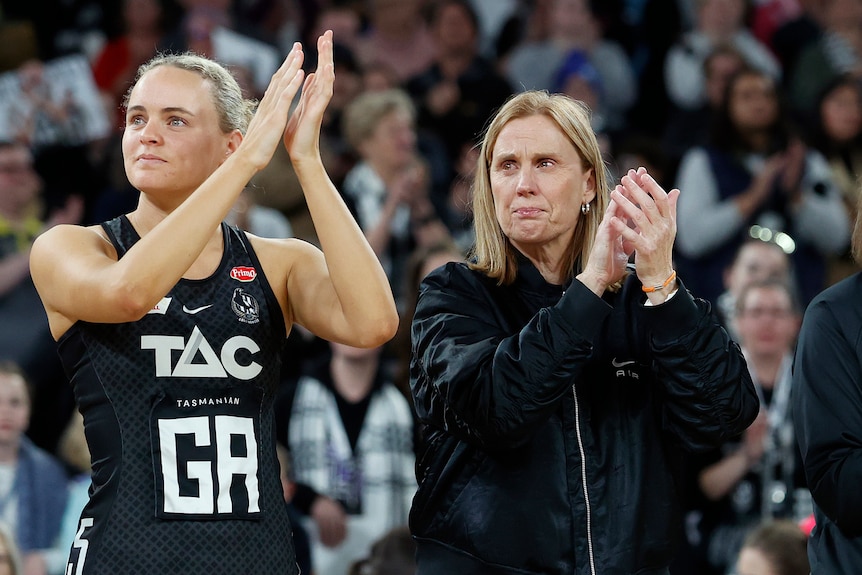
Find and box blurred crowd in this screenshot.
[0,0,858,573]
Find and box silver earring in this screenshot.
[581,202,590,215]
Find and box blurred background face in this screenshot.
[735,286,799,357]
[0,373,30,447]
[821,82,862,143]
[736,546,779,575]
[433,2,477,54]
[313,8,361,50]
[370,0,423,32]
[550,0,594,38]
[124,0,162,30]
[360,109,417,172]
[0,145,40,212]
[704,51,745,109]
[699,0,746,33]
[726,242,790,296]
[729,73,779,131]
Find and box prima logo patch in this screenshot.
[230,266,257,282]
[231,288,260,324]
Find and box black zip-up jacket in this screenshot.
[409,260,758,575]
[793,273,862,574]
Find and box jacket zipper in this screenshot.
[572,384,596,575]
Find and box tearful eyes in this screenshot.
[499,160,554,170]
[125,116,188,127]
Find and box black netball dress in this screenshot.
[58,215,297,574]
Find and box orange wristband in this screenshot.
[642,270,677,293]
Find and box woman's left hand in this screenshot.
[611,167,679,290]
[283,30,335,164]
[579,196,633,295]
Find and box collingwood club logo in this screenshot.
[231,288,260,324]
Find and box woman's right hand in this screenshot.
[577,196,632,296]
[236,41,306,171]
[283,30,335,166]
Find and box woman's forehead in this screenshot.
[492,116,574,156]
[129,66,214,110]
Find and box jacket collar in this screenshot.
[512,250,572,297]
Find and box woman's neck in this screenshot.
[516,243,568,285]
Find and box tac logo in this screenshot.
[230,266,257,282]
[141,326,262,380]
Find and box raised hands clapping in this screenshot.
[580,167,680,301]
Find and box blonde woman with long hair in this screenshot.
[408,90,758,575]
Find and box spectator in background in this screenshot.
[505,0,636,134]
[316,43,365,187]
[91,0,165,129]
[443,141,479,251]
[674,68,849,307]
[749,0,804,49]
[286,342,415,575]
[233,0,303,56]
[665,0,780,112]
[8,60,81,149]
[662,43,747,172]
[716,237,794,339]
[307,3,363,56]
[0,141,81,454]
[550,49,609,154]
[0,362,68,575]
[788,0,862,114]
[405,0,513,166]
[159,0,281,97]
[493,0,554,70]
[354,0,436,84]
[0,142,46,301]
[341,89,452,308]
[771,0,826,86]
[804,73,862,284]
[0,0,115,61]
[275,443,312,575]
[225,187,294,239]
[734,519,810,575]
[43,411,93,575]
[610,133,672,193]
[361,60,402,93]
[677,279,806,575]
[388,239,465,404]
[792,195,862,573]
[598,0,686,139]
